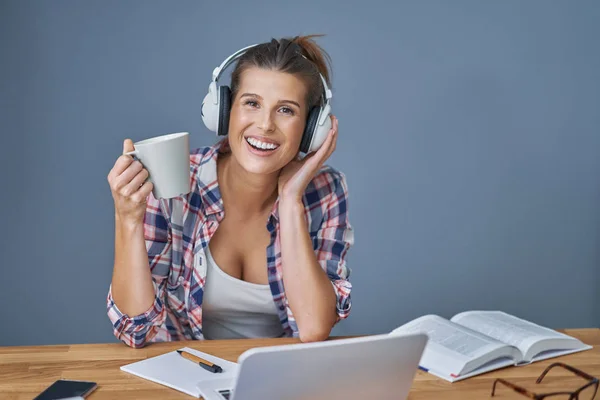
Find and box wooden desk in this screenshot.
[1,329,598,400]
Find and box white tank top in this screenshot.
[201,246,285,340]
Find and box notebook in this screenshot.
[120,347,239,398]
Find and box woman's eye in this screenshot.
[243,100,294,115]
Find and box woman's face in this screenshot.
[227,67,309,175]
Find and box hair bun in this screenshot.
[291,34,332,87]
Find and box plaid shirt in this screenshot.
[107,140,354,348]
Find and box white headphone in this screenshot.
[201,43,333,154]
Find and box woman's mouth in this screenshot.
[244,136,280,156]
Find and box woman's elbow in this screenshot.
[298,323,332,343]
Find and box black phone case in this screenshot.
[34,379,97,400]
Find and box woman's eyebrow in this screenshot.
[240,93,300,109]
[279,99,301,108]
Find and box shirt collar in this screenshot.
[197,140,225,217]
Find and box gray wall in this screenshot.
[1,0,599,346]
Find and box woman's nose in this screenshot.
[258,110,276,133]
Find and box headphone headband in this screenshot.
[211,43,258,82]
[211,43,332,106]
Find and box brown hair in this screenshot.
[229,34,332,112]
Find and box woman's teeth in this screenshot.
[246,137,279,151]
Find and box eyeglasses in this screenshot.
[491,362,599,399]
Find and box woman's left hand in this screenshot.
[278,115,338,203]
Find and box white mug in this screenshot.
[125,132,191,199]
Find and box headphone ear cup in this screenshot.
[300,107,320,153]
[217,86,231,136]
[201,90,218,133]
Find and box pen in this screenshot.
[176,350,223,373]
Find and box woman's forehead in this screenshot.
[238,67,307,102]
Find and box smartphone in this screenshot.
[33,379,97,400]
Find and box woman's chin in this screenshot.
[232,140,290,175]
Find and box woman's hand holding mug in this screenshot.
[107,132,191,225]
[107,139,154,225]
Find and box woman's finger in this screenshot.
[325,121,338,157]
[316,126,336,157]
[121,169,149,197]
[108,155,136,182]
[130,181,154,204]
[113,161,144,191]
[317,124,337,162]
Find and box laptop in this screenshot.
[197,332,428,400]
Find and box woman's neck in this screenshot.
[217,152,279,217]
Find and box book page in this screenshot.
[450,311,577,360]
[392,315,499,357]
[391,314,514,377]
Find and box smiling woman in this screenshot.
[226,67,314,173]
[105,35,354,348]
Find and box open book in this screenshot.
[390,311,592,382]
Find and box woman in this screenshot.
[106,35,354,348]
